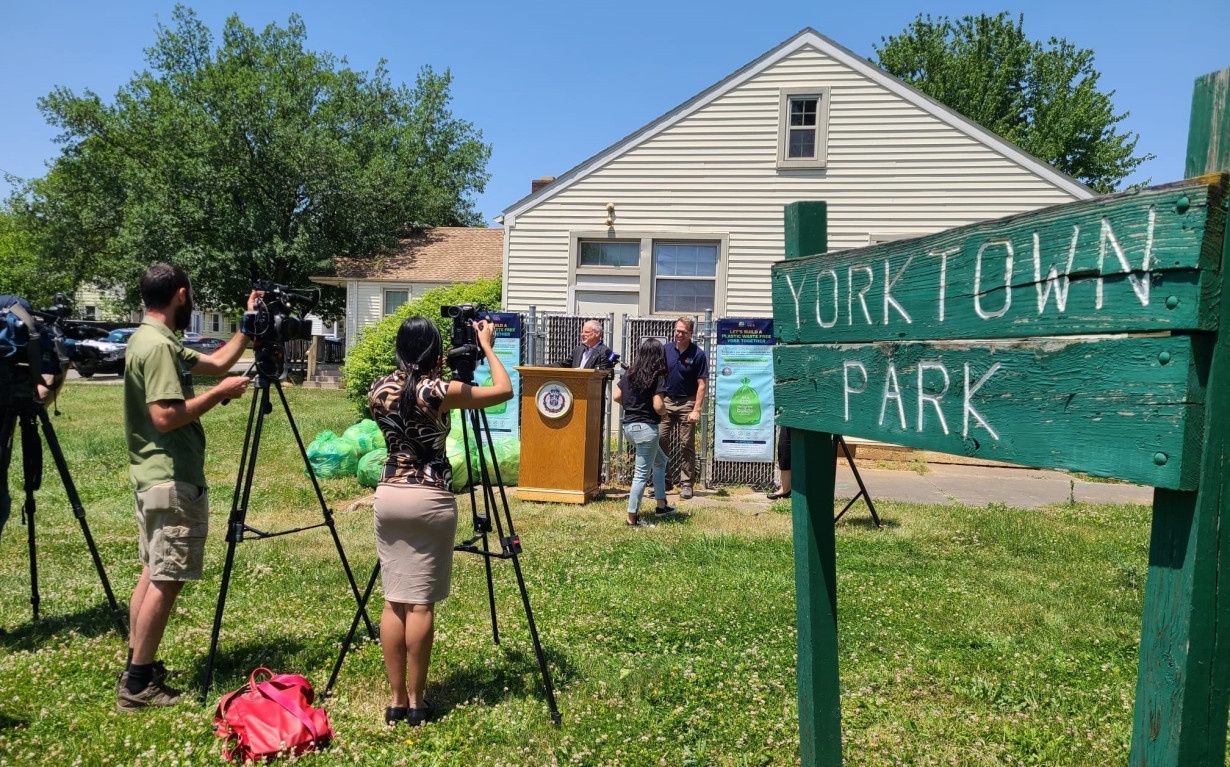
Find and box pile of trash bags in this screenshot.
[306,417,520,492]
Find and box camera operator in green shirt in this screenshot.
[117,263,257,712]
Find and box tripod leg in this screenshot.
[35,407,127,634]
[477,410,561,724]
[202,387,266,702]
[272,381,375,639]
[16,413,41,622]
[326,561,381,696]
[468,411,501,645]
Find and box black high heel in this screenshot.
[766,488,791,500]
[384,706,408,726]
[406,700,434,726]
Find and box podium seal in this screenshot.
[534,381,573,419]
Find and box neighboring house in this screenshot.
[315,227,504,353]
[500,27,1093,354]
[73,285,140,323]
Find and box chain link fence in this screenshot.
[516,308,776,490]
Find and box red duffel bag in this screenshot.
[213,668,334,762]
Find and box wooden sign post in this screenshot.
[773,68,1229,766]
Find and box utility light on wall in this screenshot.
[605,201,615,227]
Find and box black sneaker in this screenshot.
[654,505,678,518]
[116,677,186,713]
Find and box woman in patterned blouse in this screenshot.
[368,315,511,726]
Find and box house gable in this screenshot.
[501,28,1093,320]
[504,28,1089,221]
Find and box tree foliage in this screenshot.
[342,276,502,415]
[9,5,490,314]
[0,209,71,307]
[874,12,1152,193]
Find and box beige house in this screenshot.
[500,27,1092,352]
[316,227,503,352]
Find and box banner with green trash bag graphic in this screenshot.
[472,312,522,440]
[714,318,774,462]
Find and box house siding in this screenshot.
[345,280,452,352]
[505,43,1086,317]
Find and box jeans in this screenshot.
[623,421,666,516]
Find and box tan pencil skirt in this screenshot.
[373,482,458,604]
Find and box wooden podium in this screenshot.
[515,366,606,504]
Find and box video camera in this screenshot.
[441,303,487,384]
[0,293,97,395]
[239,280,319,381]
[240,280,318,345]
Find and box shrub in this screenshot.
[342,276,502,414]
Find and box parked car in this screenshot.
[75,327,137,377]
[183,335,226,353]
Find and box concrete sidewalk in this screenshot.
[656,461,1151,512]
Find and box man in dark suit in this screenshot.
[562,320,614,371]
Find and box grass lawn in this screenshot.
[0,380,1198,765]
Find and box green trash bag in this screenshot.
[491,437,520,486]
[306,430,359,478]
[343,419,385,454]
[447,436,469,493]
[357,448,388,488]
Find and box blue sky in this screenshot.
[2,1,1227,225]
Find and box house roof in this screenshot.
[326,227,503,284]
[503,28,1091,219]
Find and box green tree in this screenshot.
[874,12,1152,193]
[14,5,490,314]
[343,277,502,415]
[0,208,73,307]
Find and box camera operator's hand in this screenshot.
[215,373,251,402]
[473,319,496,352]
[246,290,262,312]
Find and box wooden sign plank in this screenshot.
[774,335,1205,490]
[772,177,1226,345]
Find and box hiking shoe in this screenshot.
[115,660,170,696]
[653,505,678,518]
[116,677,187,713]
[679,485,694,500]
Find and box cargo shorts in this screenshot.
[135,480,209,581]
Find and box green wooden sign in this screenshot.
[773,178,1225,344]
[775,335,1205,489]
[776,67,1230,767]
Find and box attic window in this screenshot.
[777,87,830,169]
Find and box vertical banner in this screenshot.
[714,318,775,462]
[474,312,522,439]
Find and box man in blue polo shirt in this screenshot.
[660,316,707,499]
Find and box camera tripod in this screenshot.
[200,363,375,701]
[0,393,126,633]
[325,400,561,725]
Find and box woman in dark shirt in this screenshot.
[368,315,511,726]
[613,337,674,526]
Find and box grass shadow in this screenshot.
[836,510,898,530]
[0,601,125,650]
[185,636,336,693]
[430,643,575,717]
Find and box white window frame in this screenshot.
[568,231,728,316]
[209,314,221,333]
[777,87,831,170]
[383,288,409,317]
